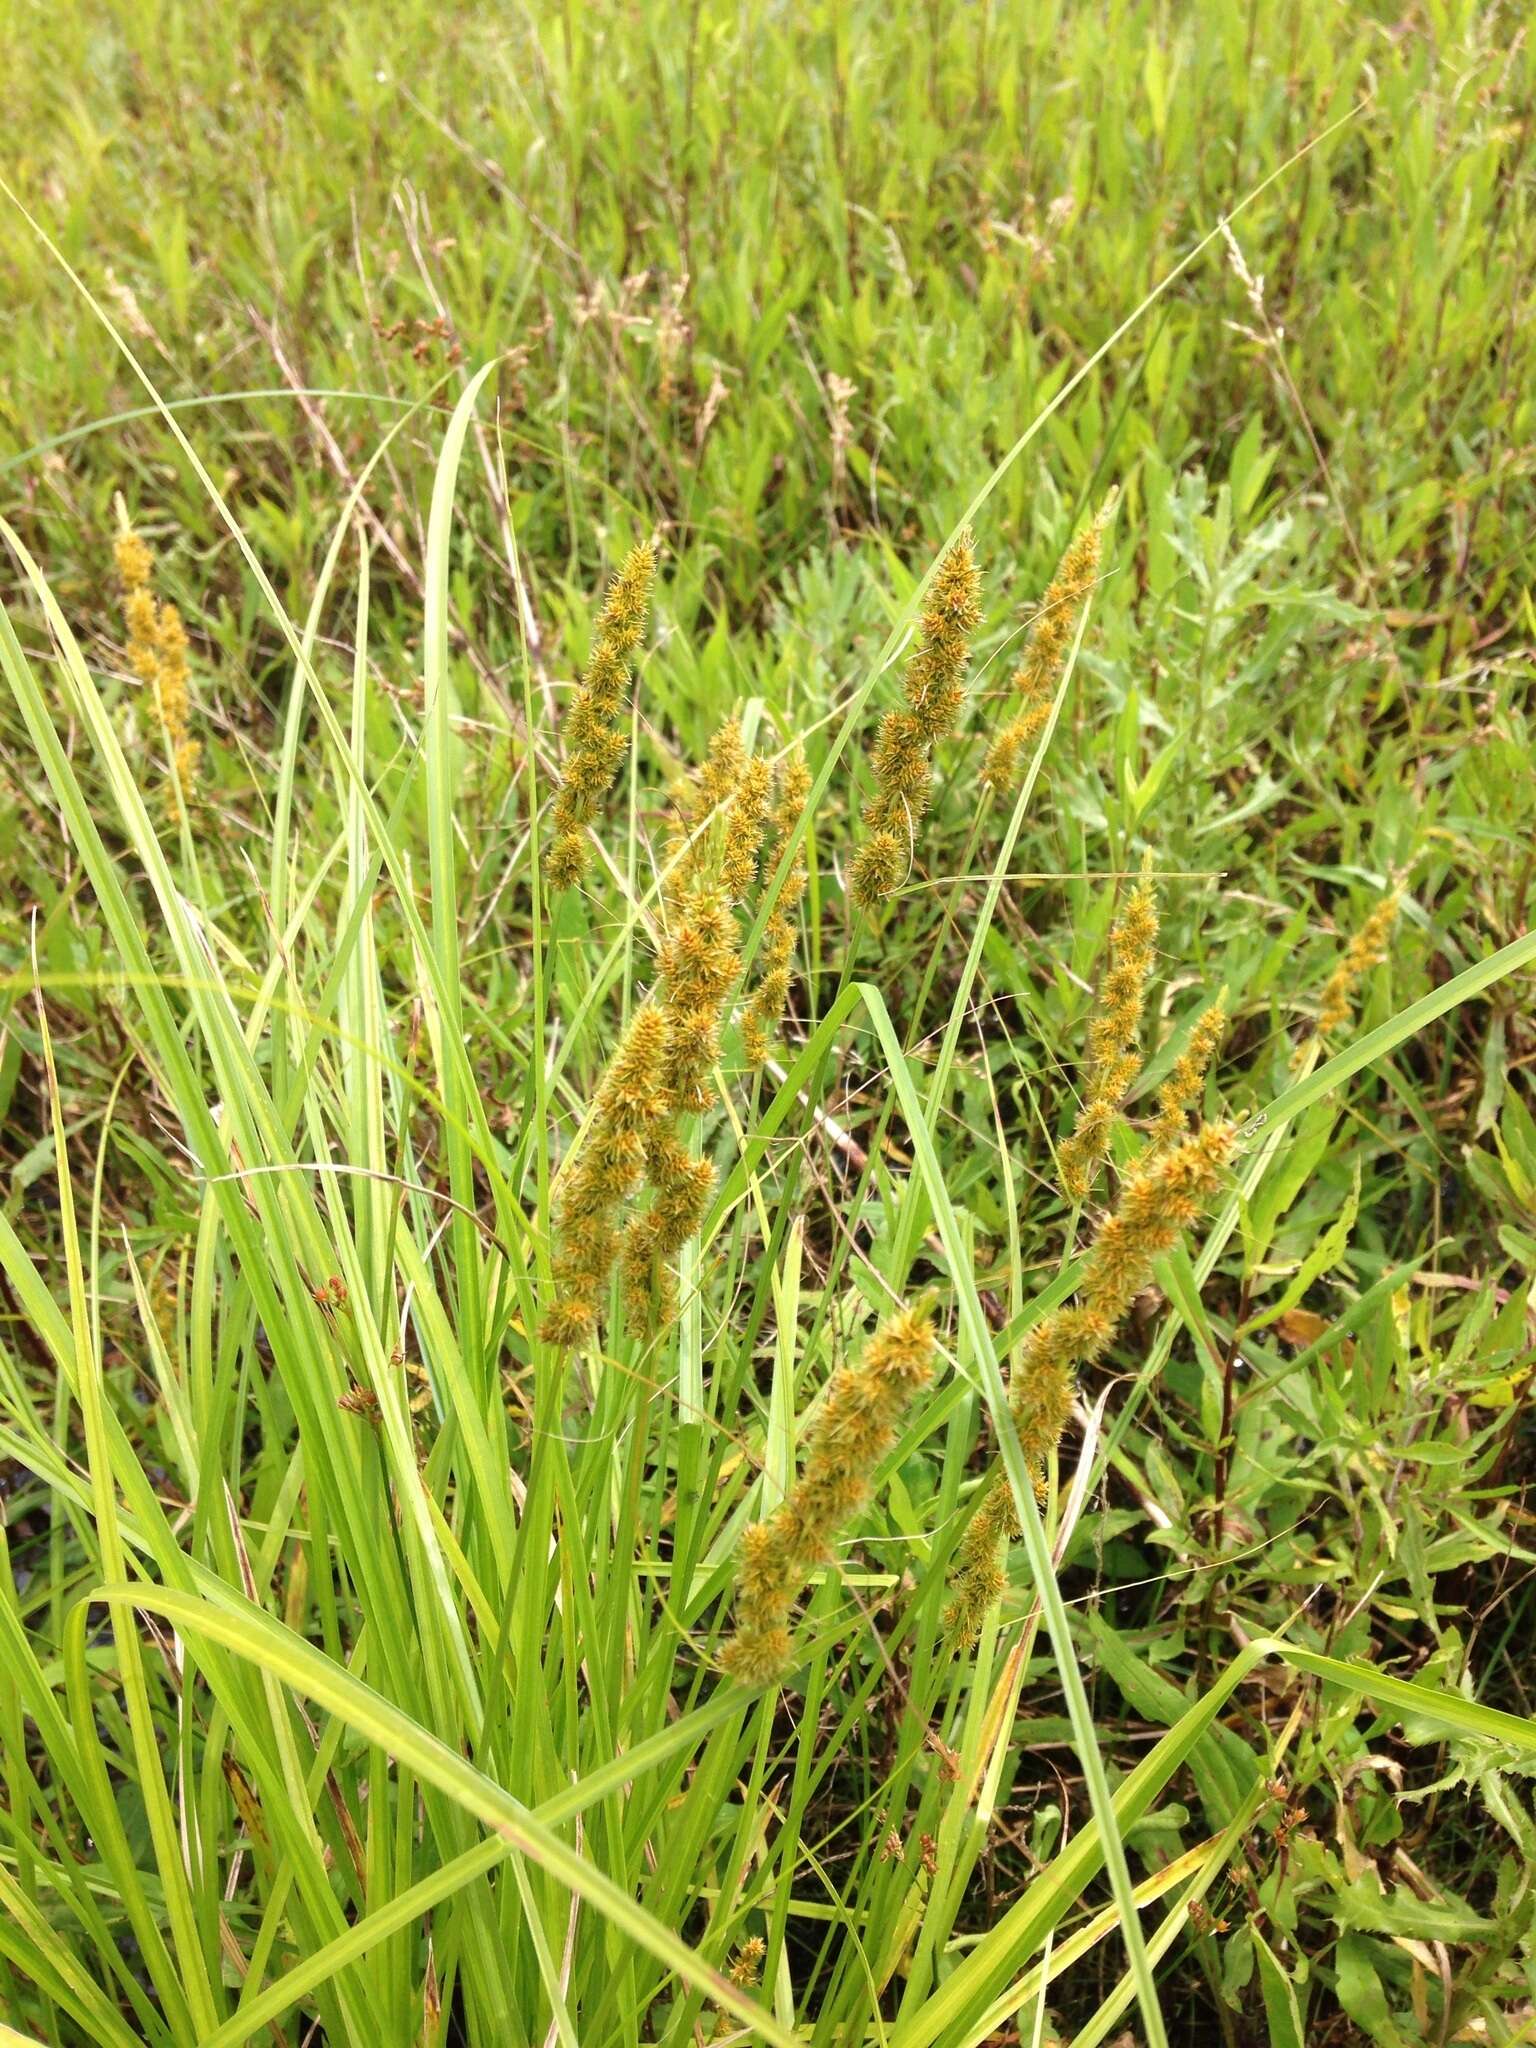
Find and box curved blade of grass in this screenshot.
[891,1633,1536,2048]
[31,978,218,2042]
[857,983,1170,2048]
[93,1582,795,2047]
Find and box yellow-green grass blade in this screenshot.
[93,1581,796,2047]
[31,986,219,2041]
[891,1635,1536,2048]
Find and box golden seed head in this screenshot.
[947,1119,1234,1638]
[720,754,773,903]
[547,829,587,890]
[943,1533,1006,1648]
[852,532,981,906]
[539,1296,598,1349]
[850,827,908,911]
[549,540,657,888]
[539,1001,674,1340]
[720,1625,793,1686]
[862,1307,938,1393]
[986,510,1104,797]
[727,1937,766,1989]
[115,513,200,814]
[114,528,153,592]
[1057,864,1159,1204]
[1149,997,1227,1149]
[726,1304,934,1674]
[1316,891,1400,1037]
[666,719,773,903]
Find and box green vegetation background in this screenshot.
[2,2,1535,2044]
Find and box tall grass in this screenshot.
[3,6,1536,2045]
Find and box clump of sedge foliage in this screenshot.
[2,7,1536,2045]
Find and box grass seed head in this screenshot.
[548,539,657,887]
[945,1120,1234,1645]
[1316,890,1401,1037]
[1149,997,1227,1149]
[539,1004,670,1345]
[853,531,981,908]
[725,1306,936,1680]
[1058,858,1159,1203]
[984,508,1104,794]
[114,512,200,822]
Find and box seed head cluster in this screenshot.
[1148,998,1227,1150]
[664,720,774,903]
[945,1121,1236,1644]
[742,747,812,1064]
[1316,891,1400,1037]
[115,517,199,822]
[620,877,743,1331]
[548,541,658,890]
[542,719,775,1343]
[538,1005,671,1348]
[850,532,982,910]
[984,512,1104,792]
[722,1307,937,1685]
[711,1937,767,2039]
[1057,861,1159,1204]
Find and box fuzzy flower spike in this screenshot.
[1148,996,1227,1150]
[850,531,982,910]
[621,721,772,1331]
[114,505,200,822]
[945,1120,1236,1645]
[1316,889,1400,1038]
[538,1005,670,1347]
[548,540,658,889]
[1057,856,1159,1204]
[984,506,1106,792]
[723,1305,938,1684]
[541,716,775,1345]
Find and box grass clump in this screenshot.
[3,13,1536,2045]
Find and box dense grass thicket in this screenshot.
[4,3,1536,2044]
